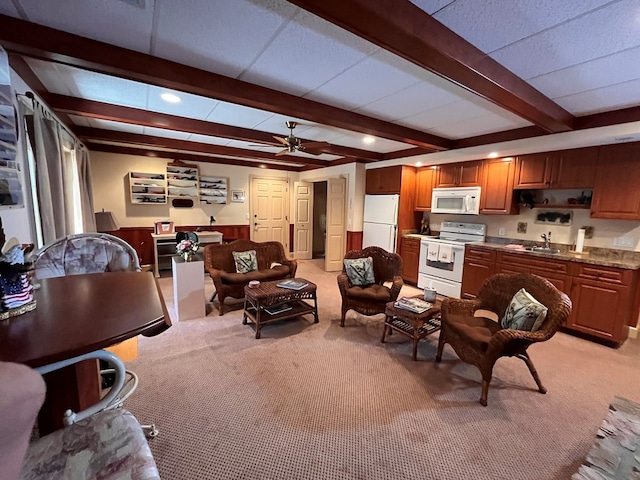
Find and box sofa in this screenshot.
[204,239,297,315]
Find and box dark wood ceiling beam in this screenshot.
[287,0,574,133]
[49,94,384,161]
[86,143,300,172]
[74,126,328,167]
[382,147,432,160]
[0,14,450,150]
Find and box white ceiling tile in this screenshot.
[555,79,640,116]
[206,101,276,129]
[147,86,217,119]
[408,0,454,15]
[396,99,493,130]
[88,119,144,134]
[330,134,412,153]
[239,9,378,96]
[304,50,423,110]
[18,0,155,52]
[142,126,191,140]
[187,134,232,146]
[153,0,297,78]
[529,46,640,100]
[491,0,640,79]
[432,0,613,53]
[354,77,465,121]
[68,114,92,127]
[0,2,20,17]
[26,59,149,107]
[253,115,313,137]
[429,113,532,139]
[294,125,350,143]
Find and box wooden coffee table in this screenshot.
[381,297,441,360]
[242,278,318,339]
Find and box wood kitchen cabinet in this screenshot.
[591,143,640,219]
[461,246,496,299]
[435,161,483,187]
[480,157,518,214]
[399,236,420,284]
[514,148,597,189]
[415,167,437,211]
[366,166,403,194]
[460,246,638,346]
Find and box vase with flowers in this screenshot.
[176,238,199,262]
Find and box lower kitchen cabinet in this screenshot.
[399,236,420,284]
[461,245,638,345]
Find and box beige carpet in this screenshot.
[126,259,640,480]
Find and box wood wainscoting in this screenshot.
[109,225,251,268]
[346,231,363,252]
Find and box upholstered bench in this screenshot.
[204,240,297,315]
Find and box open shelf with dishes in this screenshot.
[167,162,199,198]
[129,171,167,204]
[199,176,228,204]
[516,188,593,210]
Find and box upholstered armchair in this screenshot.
[0,357,160,480]
[436,273,572,406]
[337,246,403,327]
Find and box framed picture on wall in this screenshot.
[231,190,245,203]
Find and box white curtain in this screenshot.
[21,99,96,244]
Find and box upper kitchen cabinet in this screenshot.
[366,166,402,194]
[435,161,483,188]
[514,148,597,189]
[415,166,437,211]
[591,143,640,219]
[480,157,518,215]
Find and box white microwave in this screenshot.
[431,186,481,215]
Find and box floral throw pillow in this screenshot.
[344,257,376,286]
[501,288,548,332]
[232,250,258,273]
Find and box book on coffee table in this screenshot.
[394,297,433,314]
[263,303,293,315]
[276,279,308,290]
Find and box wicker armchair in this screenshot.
[204,240,297,315]
[436,273,572,406]
[337,246,403,327]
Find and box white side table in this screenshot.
[172,256,205,321]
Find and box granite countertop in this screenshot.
[472,241,640,270]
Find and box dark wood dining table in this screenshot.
[0,270,171,434]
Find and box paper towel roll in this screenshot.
[575,228,586,253]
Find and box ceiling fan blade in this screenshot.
[300,141,331,154]
[275,148,289,156]
[273,135,289,146]
[248,143,281,148]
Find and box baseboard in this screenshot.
[628,326,638,339]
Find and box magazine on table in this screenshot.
[394,297,433,314]
[276,279,308,290]
[264,303,293,315]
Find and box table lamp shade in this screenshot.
[95,211,119,232]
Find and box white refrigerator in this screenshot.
[362,194,399,252]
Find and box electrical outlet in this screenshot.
[498,228,506,236]
[613,236,634,248]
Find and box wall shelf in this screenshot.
[129,171,167,204]
[200,176,228,204]
[167,162,199,198]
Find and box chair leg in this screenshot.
[218,294,225,316]
[141,423,159,438]
[210,291,218,302]
[519,353,547,394]
[480,380,490,406]
[435,331,445,362]
[380,320,389,343]
[340,307,347,327]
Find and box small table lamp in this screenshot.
[95,210,119,232]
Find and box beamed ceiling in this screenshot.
[1,0,640,171]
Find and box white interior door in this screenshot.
[325,177,346,271]
[250,177,289,250]
[294,181,313,260]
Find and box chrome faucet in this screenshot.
[541,232,551,249]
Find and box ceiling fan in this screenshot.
[251,121,330,156]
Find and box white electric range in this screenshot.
[418,222,486,298]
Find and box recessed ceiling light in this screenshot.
[487,152,499,158]
[415,161,422,167]
[363,135,375,144]
[160,92,181,104]
[259,164,266,169]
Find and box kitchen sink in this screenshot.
[525,246,561,254]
